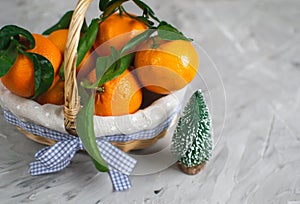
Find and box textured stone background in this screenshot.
[0,0,300,203]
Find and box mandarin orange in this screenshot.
[134,39,199,94]
[76,49,94,77]
[87,69,142,116]
[1,34,62,98]
[47,29,94,72]
[93,13,147,56]
[35,77,64,105]
[48,29,69,55]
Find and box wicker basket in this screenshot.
[0,0,180,152]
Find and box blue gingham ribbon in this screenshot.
[3,109,174,191]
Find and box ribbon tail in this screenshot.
[30,159,71,175]
[29,139,79,176]
[95,140,137,191]
[108,166,132,192]
[97,140,137,175]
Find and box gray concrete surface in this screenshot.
[0,0,300,203]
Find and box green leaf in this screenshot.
[135,16,154,27]
[133,0,154,15]
[58,62,65,81]
[25,52,54,98]
[121,29,154,54]
[0,41,18,77]
[0,36,11,50]
[98,53,133,87]
[157,22,191,41]
[132,0,160,23]
[92,158,109,172]
[99,0,110,11]
[77,18,99,67]
[96,55,110,81]
[78,82,90,105]
[43,10,88,35]
[0,25,35,50]
[81,46,133,91]
[80,55,110,90]
[81,19,89,34]
[110,46,120,61]
[42,10,73,35]
[76,93,108,172]
[102,0,127,19]
[95,47,120,85]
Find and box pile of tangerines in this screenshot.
[0,0,199,117]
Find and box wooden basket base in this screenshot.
[177,162,206,175]
[17,127,166,153]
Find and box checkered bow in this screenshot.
[3,109,174,191]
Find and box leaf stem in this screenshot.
[96,86,105,94]
[151,37,159,49]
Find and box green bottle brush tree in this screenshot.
[172,90,213,175]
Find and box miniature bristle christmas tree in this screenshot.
[172,89,212,175]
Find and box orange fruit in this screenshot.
[35,77,64,105]
[48,29,94,72]
[48,29,69,55]
[93,13,147,56]
[134,39,199,94]
[1,34,62,98]
[76,49,94,77]
[87,69,142,116]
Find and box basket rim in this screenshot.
[0,81,185,137]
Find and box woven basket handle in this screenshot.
[64,0,93,135]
